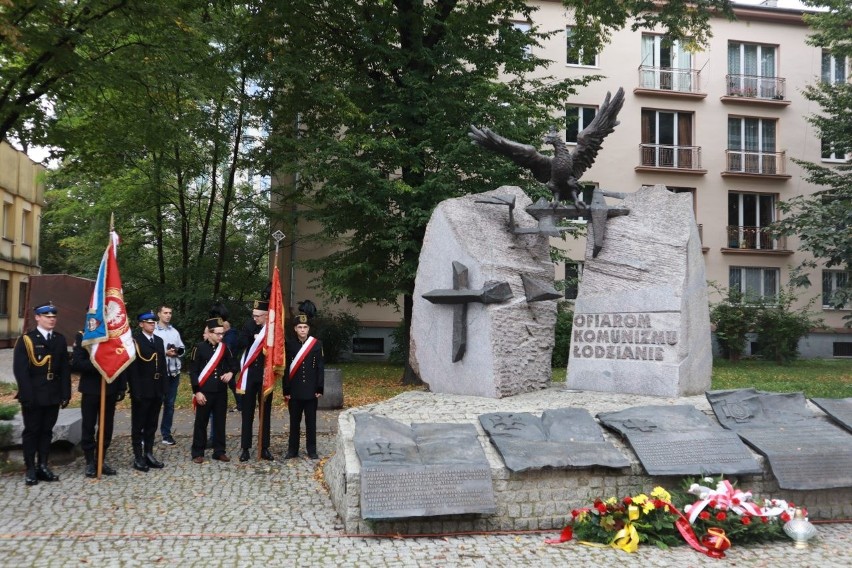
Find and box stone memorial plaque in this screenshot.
[479,408,629,472]
[354,413,495,519]
[597,405,761,476]
[707,389,852,490]
[811,398,852,434]
[735,426,852,490]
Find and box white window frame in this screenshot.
[729,266,780,302]
[565,105,596,144]
[822,270,850,309]
[566,26,598,67]
[640,34,693,91]
[511,21,531,58]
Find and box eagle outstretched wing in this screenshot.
[468,125,552,183]
[571,87,625,179]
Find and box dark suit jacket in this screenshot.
[189,340,237,394]
[284,337,324,400]
[13,329,71,406]
[71,332,127,397]
[128,330,167,399]
[236,319,265,386]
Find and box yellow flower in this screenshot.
[606,497,617,506]
[632,494,648,505]
[651,487,671,502]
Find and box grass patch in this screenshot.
[711,358,852,399]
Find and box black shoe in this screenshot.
[25,467,38,486]
[133,457,149,472]
[308,452,319,460]
[261,449,275,461]
[102,463,117,476]
[145,453,164,469]
[284,452,298,459]
[85,461,97,478]
[239,449,250,462]
[36,465,59,482]
[161,435,176,446]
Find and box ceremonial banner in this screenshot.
[262,265,285,398]
[81,231,136,382]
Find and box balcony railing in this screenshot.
[638,66,701,94]
[726,225,787,251]
[725,74,786,100]
[639,144,702,169]
[725,149,786,175]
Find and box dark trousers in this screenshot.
[131,396,162,457]
[240,380,272,451]
[192,390,227,458]
[21,403,60,466]
[80,392,119,459]
[288,397,318,455]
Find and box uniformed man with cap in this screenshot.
[128,311,168,472]
[236,299,274,462]
[71,330,127,477]
[283,313,324,459]
[189,317,237,463]
[13,302,71,485]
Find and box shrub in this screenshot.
[710,287,756,361]
[311,311,360,364]
[552,302,574,368]
[752,288,823,364]
[388,320,408,366]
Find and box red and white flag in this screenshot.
[81,231,136,382]
[262,265,285,399]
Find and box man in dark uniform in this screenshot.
[284,314,324,460]
[129,311,168,472]
[13,302,71,485]
[189,317,237,464]
[71,331,127,477]
[237,300,274,462]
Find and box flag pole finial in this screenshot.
[272,230,285,261]
[109,213,114,233]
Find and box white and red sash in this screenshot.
[236,324,265,393]
[288,336,317,380]
[197,342,225,390]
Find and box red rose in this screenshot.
[699,511,710,520]
[732,497,740,505]
[716,512,727,521]
[708,500,717,508]
[780,512,791,522]
[595,502,608,514]
[760,516,769,523]
[741,515,752,525]
[571,509,579,518]
[623,497,633,505]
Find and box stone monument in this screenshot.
[567,185,712,397]
[410,185,557,398]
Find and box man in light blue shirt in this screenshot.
[154,304,184,445]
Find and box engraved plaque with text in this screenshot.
[811,398,852,434]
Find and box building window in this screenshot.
[822,140,848,162]
[727,117,777,174]
[729,266,779,302]
[0,280,8,317]
[727,192,776,249]
[727,41,779,98]
[511,21,531,58]
[18,282,27,319]
[822,270,849,309]
[21,209,31,245]
[564,261,584,300]
[640,109,694,168]
[2,202,11,240]
[834,342,852,357]
[822,50,847,85]
[640,34,693,91]
[566,105,596,143]
[352,337,385,355]
[566,27,597,66]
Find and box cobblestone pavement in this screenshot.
[0,421,849,567]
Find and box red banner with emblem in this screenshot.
[262,265,285,399]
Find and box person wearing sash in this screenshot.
[189,317,237,463]
[236,300,275,462]
[283,314,324,459]
[13,302,71,485]
[129,311,168,472]
[72,330,126,477]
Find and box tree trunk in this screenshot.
[400,293,423,386]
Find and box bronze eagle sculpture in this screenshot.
[468,87,625,208]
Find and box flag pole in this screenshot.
[257,231,285,460]
[96,214,114,480]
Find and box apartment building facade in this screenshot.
[0,141,44,346]
[281,1,850,359]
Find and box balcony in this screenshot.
[721,74,790,106]
[635,144,706,174]
[723,225,791,255]
[723,150,790,179]
[635,66,706,99]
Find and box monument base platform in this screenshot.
[324,387,852,535]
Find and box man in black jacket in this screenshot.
[284,314,324,460]
[71,331,127,477]
[189,317,237,464]
[129,311,168,472]
[237,300,274,462]
[13,302,71,485]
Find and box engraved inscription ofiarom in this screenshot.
[571,312,678,362]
